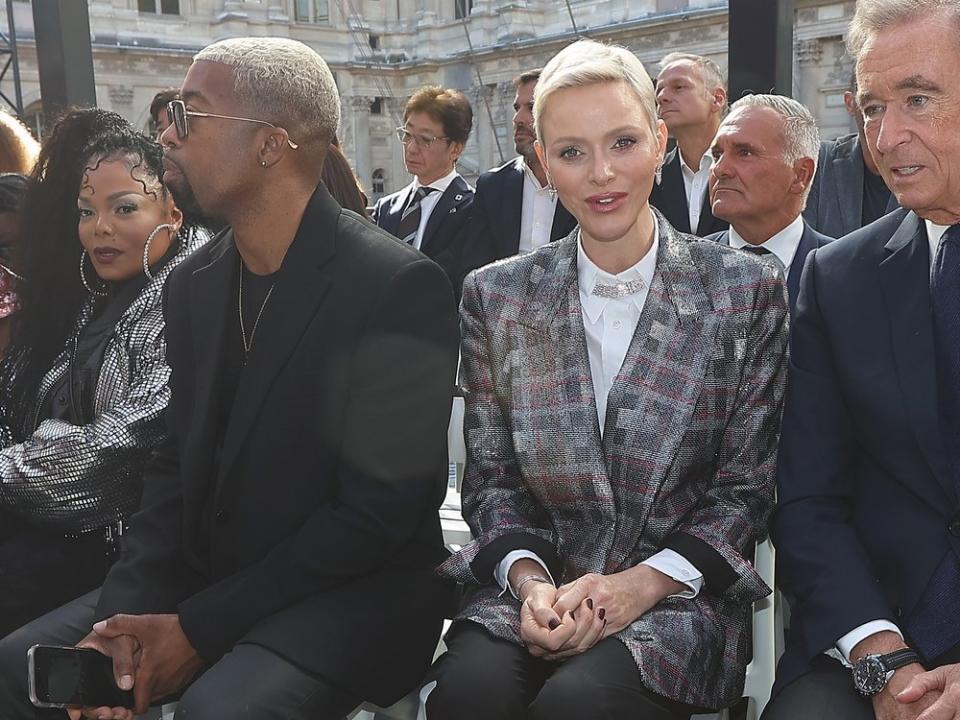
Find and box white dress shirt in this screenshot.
[679,149,713,233]
[829,219,952,666]
[518,160,560,254]
[495,216,703,600]
[728,215,805,278]
[408,168,461,251]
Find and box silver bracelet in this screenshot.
[513,573,552,599]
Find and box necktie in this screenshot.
[396,186,436,245]
[741,244,786,273]
[906,224,960,662]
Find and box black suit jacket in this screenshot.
[707,220,833,316]
[96,185,461,706]
[772,208,960,691]
[372,175,473,286]
[649,146,727,237]
[803,133,900,238]
[455,157,577,290]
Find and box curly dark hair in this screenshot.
[0,108,169,437]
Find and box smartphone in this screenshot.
[27,645,134,709]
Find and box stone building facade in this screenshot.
[0,0,860,200]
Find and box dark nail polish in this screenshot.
[548,618,560,630]
[586,598,594,610]
[598,608,606,620]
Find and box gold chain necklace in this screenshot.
[238,263,276,357]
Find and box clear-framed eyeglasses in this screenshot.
[395,126,449,149]
[166,100,299,149]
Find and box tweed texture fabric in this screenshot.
[438,210,789,709]
[0,226,210,535]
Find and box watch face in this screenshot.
[854,655,888,696]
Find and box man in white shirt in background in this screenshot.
[373,85,474,290]
[455,69,577,292]
[650,51,729,237]
[707,93,832,315]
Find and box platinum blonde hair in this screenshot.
[658,51,726,96]
[194,37,339,145]
[727,93,821,206]
[847,0,960,59]
[533,39,659,143]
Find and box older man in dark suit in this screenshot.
[455,69,577,289]
[373,85,474,287]
[763,2,960,719]
[0,37,459,720]
[707,93,831,316]
[803,72,898,238]
[651,52,729,236]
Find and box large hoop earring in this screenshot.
[142,223,178,281]
[79,250,107,297]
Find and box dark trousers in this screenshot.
[762,645,960,720]
[0,589,361,720]
[424,621,695,720]
[0,512,107,639]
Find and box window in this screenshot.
[372,169,385,196]
[455,0,472,20]
[370,97,383,115]
[369,34,380,50]
[294,0,329,23]
[138,0,180,14]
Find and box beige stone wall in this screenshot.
[0,0,860,197]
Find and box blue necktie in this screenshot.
[906,224,960,661]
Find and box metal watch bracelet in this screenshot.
[513,573,552,599]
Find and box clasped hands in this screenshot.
[518,565,684,662]
[65,613,203,720]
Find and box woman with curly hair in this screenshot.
[0,108,209,636]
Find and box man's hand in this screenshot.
[88,614,203,715]
[896,662,960,719]
[851,631,941,720]
[66,631,141,720]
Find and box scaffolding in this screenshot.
[0,0,23,117]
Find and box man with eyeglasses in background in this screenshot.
[373,85,474,289]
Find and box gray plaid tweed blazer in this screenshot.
[438,211,789,709]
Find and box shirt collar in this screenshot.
[728,214,805,270]
[577,214,659,324]
[926,219,951,267]
[679,148,713,177]
[413,167,459,194]
[520,157,549,193]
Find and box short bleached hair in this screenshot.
[533,39,658,143]
[658,52,726,95]
[194,37,339,146]
[0,111,38,174]
[727,94,821,205]
[847,0,960,59]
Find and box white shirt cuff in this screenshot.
[641,549,703,599]
[495,550,556,599]
[827,620,904,667]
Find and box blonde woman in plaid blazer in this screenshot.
[427,39,789,720]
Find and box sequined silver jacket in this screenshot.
[0,226,210,535]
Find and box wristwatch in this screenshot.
[852,648,922,696]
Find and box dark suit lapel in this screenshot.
[380,185,414,237]
[421,176,470,254]
[652,149,691,234]
[499,160,524,255]
[216,185,338,493]
[183,233,237,529]
[787,225,819,315]
[550,201,578,242]
[835,138,865,235]
[602,216,720,570]
[878,212,954,503]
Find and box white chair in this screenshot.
[691,537,783,720]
